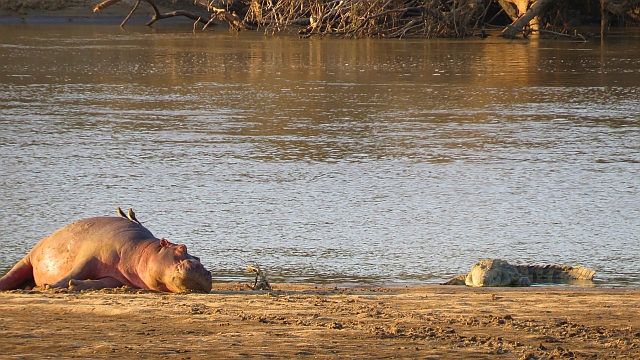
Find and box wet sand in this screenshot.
[1,284,639,359]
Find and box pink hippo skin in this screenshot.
[0,217,212,293]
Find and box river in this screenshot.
[1,22,639,286]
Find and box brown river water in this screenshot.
[0,23,639,286]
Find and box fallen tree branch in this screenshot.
[93,0,120,12]
[474,0,492,27]
[505,28,587,41]
[538,28,586,41]
[120,0,140,27]
[94,0,210,27]
[145,0,209,26]
[501,0,554,38]
[388,18,420,38]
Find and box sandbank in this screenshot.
[1,284,639,359]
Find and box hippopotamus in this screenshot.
[0,217,212,293]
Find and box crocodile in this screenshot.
[442,259,595,287]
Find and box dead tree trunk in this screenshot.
[496,0,520,21]
[501,0,554,38]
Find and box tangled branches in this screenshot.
[89,0,640,38]
[245,0,484,38]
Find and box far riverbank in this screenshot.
[0,0,206,23]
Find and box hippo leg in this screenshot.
[0,257,34,290]
[43,258,102,289]
[68,277,125,291]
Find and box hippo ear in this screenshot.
[160,238,170,248]
[177,244,187,254]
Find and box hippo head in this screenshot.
[150,238,212,293]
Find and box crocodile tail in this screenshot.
[566,266,596,280]
[516,264,595,282]
[441,274,467,285]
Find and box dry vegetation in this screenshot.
[244,0,483,38]
[3,0,640,38]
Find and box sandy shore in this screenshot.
[1,284,639,359]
